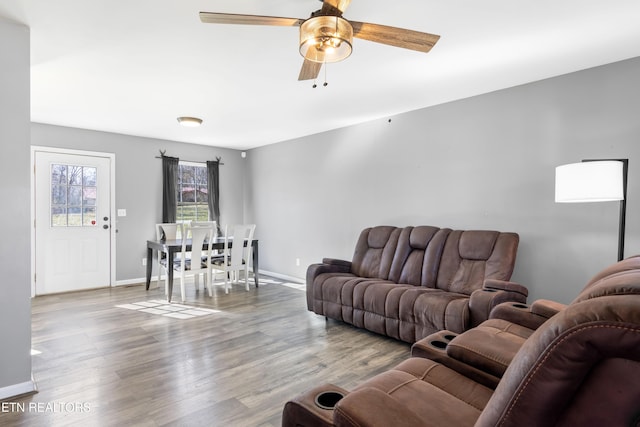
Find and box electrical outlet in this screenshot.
[142,258,147,266]
[295,258,300,267]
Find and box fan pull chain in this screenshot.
[312,63,329,88]
[323,63,328,87]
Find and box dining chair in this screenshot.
[208,224,256,294]
[190,221,221,263]
[190,220,217,231]
[155,223,184,294]
[172,223,214,302]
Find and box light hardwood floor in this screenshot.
[0,277,410,426]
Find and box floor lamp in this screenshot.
[555,159,628,261]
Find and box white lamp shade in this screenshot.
[555,161,624,203]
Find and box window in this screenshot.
[176,162,209,223]
[51,164,97,227]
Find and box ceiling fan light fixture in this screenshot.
[299,16,353,63]
[177,116,203,127]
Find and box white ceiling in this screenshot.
[2,1,640,150]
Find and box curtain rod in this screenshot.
[155,150,224,165]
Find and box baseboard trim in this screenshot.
[115,271,304,287]
[115,277,147,287]
[0,378,38,400]
[258,270,304,284]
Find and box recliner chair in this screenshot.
[282,256,640,426]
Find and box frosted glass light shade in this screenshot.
[299,16,353,63]
[555,161,624,203]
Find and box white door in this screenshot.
[34,149,113,294]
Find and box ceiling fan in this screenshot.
[200,0,440,81]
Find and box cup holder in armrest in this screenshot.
[430,340,448,350]
[314,391,345,410]
[443,334,457,341]
[512,303,528,309]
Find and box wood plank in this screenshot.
[0,278,409,426]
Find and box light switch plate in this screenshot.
[117,209,127,217]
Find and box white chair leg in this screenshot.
[180,274,186,303]
[206,272,213,297]
[244,267,249,291]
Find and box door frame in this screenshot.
[30,146,117,297]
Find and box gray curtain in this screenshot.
[207,159,222,236]
[162,155,179,223]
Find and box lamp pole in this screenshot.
[583,158,629,261]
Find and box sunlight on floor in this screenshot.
[116,300,220,319]
[256,277,305,291]
[280,282,306,291]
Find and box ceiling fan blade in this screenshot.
[350,21,440,53]
[199,12,303,27]
[298,59,323,81]
[321,0,352,15]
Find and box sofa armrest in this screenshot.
[334,387,432,427]
[468,279,529,327]
[489,298,567,330]
[306,259,353,311]
[282,383,350,427]
[321,258,352,268]
[531,298,567,318]
[489,302,544,330]
[483,278,529,295]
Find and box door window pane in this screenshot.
[83,167,97,186]
[83,187,97,206]
[52,185,67,204]
[51,163,99,227]
[68,186,82,206]
[83,207,97,226]
[52,207,67,227]
[68,166,83,185]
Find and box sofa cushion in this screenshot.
[349,281,471,341]
[389,226,450,286]
[572,254,640,303]
[414,291,470,336]
[446,318,532,377]
[311,273,361,321]
[437,230,519,295]
[459,230,498,260]
[351,226,401,279]
[340,358,492,426]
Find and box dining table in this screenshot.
[145,237,259,301]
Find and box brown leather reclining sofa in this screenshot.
[306,225,525,342]
[284,256,640,427]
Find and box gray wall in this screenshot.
[31,124,246,282]
[246,57,640,304]
[0,17,33,395]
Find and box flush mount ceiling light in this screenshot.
[299,15,353,63]
[177,116,203,127]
